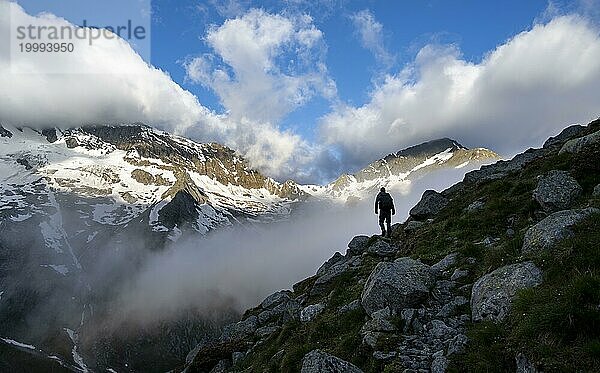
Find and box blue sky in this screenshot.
[5,0,600,182]
[149,0,552,141]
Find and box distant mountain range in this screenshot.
[0,123,499,371]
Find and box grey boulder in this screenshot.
[532,170,581,212]
[300,303,326,322]
[559,129,600,154]
[593,184,600,197]
[409,190,448,220]
[430,252,458,275]
[221,315,258,342]
[361,257,434,315]
[471,261,542,322]
[367,238,397,256]
[347,235,370,255]
[522,208,598,255]
[260,290,292,309]
[301,349,363,373]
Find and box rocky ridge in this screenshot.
[182,118,600,372]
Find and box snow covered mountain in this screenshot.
[0,123,498,371]
[302,138,499,203]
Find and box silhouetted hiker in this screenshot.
[375,187,395,237]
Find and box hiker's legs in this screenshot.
[378,214,386,236]
[385,214,392,237]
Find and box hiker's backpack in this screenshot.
[379,193,393,210]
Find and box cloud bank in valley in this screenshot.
[1,1,600,183]
[109,165,474,324]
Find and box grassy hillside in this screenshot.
[185,119,600,373]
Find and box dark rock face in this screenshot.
[409,190,448,220]
[41,128,58,143]
[471,261,543,322]
[532,170,581,212]
[15,158,33,170]
[522,208,599,255]
[361,258,434,315]
[158,190,200,230]
[0,124,13,138]
[300,349,364,373]
[394,138,466,158]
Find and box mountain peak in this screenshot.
[391,138,466,159]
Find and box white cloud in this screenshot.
[0,2,319,181]
[321,15,600,170]
[208,0,251,18]
[350,9,394,67]
[3,2,600,184]
[184,9,337,124]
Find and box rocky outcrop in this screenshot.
[471,262,543,322]
[0,124,13,138]
[311,254,362,296]
[464,149,545,184]
[409,190,448,220]
[220,316,258,342]
[522,208,599,255]
[361,258,434,315]
[41,128,58,143]
[532,170,581,212]
[543,124,586,148]
[260,290,292,309]
[347,235,370,255]
[300,349,363,373]
[316,252,345,276]
[559,129,600,154]
[256,295,301,326]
